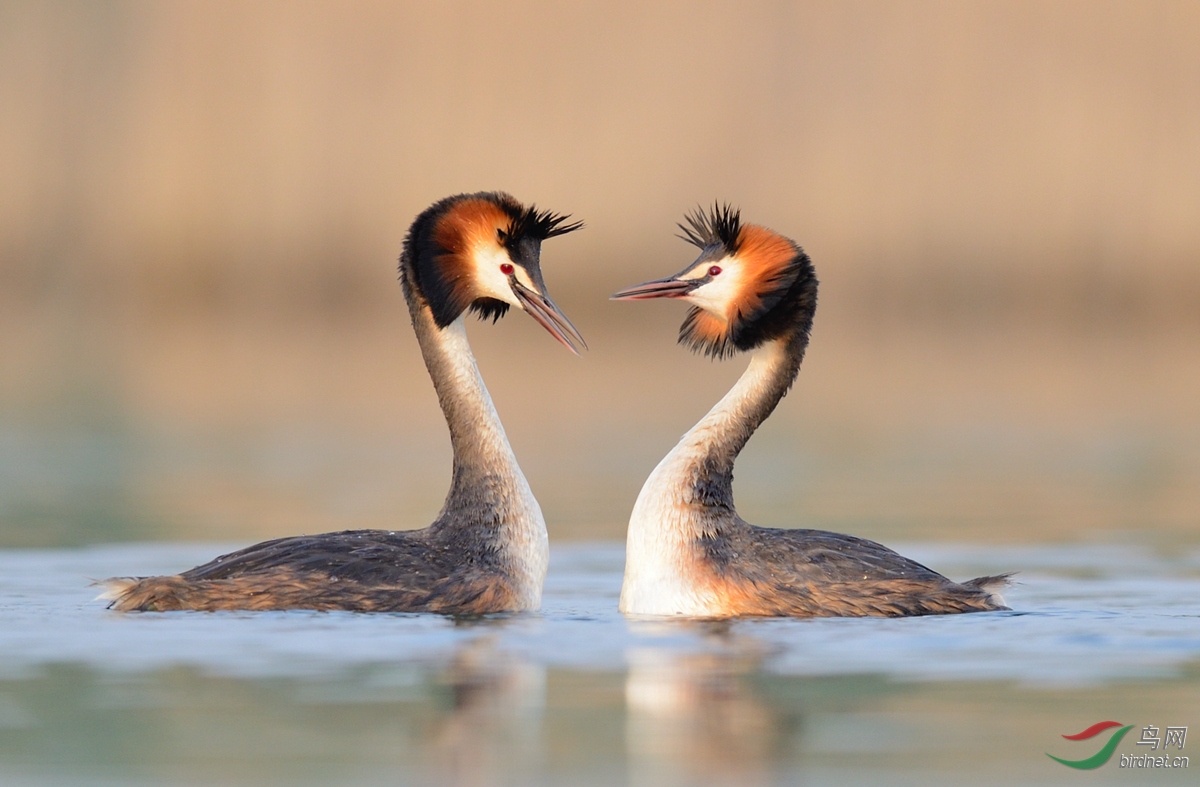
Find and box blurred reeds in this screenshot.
[1,1,1197,547]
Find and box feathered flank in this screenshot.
[677,203,742,253]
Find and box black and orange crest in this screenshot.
[677,203,742,254]
[400,191,581,328]
[676,208,817,359]
[500,205,584,248]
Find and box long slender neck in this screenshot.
[664,329,808,512]
[402,277,537,533]
[621,326,808,610]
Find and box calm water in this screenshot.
[0,540,1197,786]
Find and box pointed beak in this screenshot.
[511,280,587,355]
[610,275,698,301]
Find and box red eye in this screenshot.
[708,265,722,276]
[500,263,514,275]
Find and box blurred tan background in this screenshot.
[1,0,1197,548]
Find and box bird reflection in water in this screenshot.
[431,634,546,787]
[625,623,800,786]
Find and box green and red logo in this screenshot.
[1047,721,1134,769]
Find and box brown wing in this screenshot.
[182,529,455,584]
[700,526,1010,617]
[103,529,518,613]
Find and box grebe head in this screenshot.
[403,191,586,353]
[611,204,816,358]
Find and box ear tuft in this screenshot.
[470,298,511,323]
[679,307,737,359]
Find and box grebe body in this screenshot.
[102,192,584,613]
[614,206,1009,618]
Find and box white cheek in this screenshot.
[472,248,522,307]
[685,263,742,318]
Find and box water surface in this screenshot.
[1,541,1196,785]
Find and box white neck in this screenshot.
[620,340,791,615]
[413,310,549,608]
[428,317,524,478]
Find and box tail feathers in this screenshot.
[963,572,1015,609]
[94,576,188,612]
[94,577,140,605]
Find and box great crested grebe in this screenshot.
[612,205,1010,618]
[102,191,585,613]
